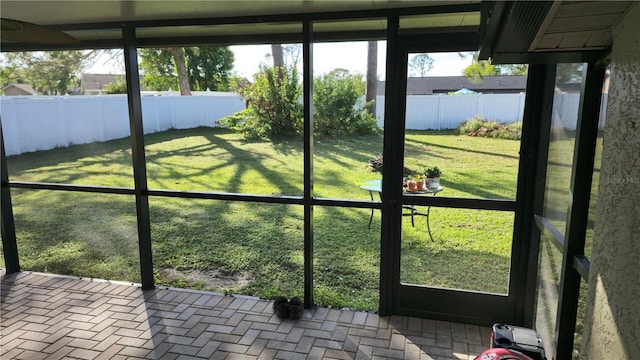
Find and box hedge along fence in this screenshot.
[1,91,602,156]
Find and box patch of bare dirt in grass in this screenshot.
[161,268,250,291]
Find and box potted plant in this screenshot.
[406,175,418,192]
[424,166,442,189]
[415,174,426,190]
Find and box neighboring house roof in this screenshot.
[81,73,147,93]
[377,75,528,95]
[2,83,37,96]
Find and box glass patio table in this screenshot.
[359,179,444,241]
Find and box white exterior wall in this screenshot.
[581,3,640,359]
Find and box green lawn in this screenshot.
[3,127,522,310]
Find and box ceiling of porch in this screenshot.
[0,0,636,63]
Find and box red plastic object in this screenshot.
[474,347,535,360]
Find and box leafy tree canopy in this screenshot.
[104,75,127,94]
[314,69,377,136]
[139,46,234,92]
[463,52,528,84]
[2,51,88,95]
[462,53,500,84]
[219,65,303,139]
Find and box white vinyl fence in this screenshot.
[1,93,245,156]
[375,93,527,129]
[1,92,602,156]
[375,92,605,131]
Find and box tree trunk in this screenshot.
[271,44,285,79]
[168,47,191,96]
[366,41,378,117]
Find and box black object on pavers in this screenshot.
[491,324,546,360]
[273,296,290,319]
[288,297,303,320]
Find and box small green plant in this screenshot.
[424,166,442,178]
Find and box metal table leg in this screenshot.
[425,205,434,242]
[367,190,375,229]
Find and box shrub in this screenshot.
[221,67,378,140]
[104,75,127,94]
[458,117,521,140]
[313,69,378,136]
[219,66,303,139]
[492,121,522,140]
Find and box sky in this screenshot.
[87,42,473,80]
[230,42,473,80]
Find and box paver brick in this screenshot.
[1,271,481,360]
[14,349,48,360]
[196,340,222,358]
[93,344,124,360]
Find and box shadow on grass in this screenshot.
[400,242,511,294]
[7,128,518,310]
[11,190,141,283]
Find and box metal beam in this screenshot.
[122,25,154,290]
[303,20,314,309]
[555,61,606,360]
[49,4,482,31]
[0,119,20,273]
[379,16,402,317]
[1,3,481,52]
[510,64,556,326]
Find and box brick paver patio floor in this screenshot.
[1,271,491,359]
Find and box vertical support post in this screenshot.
[122,25,154,290]
[379,16,402,316]
[509,64,556,326]
[555,62,606,359]
[0,119,20,273]
[302,20,314,308]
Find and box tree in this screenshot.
[104,75,127,94]
[366,41,378,117]
[408,53,434,77]
[462,53,499,84]
[167,47,191,95]
[463,52,528,84]
[0,62,20,89]
[4,51,87,95]
[498,64,528,76]
[184,47,235,91]
[282,44,302,69]
[219,65,303,139]
[271,44,285,69]
[138,49,178,90]
[270,44,285,80]
[314,69,377,136]
[139,46,234,94]
[267,44,302,71]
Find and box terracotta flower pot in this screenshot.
[407,180,417,192]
